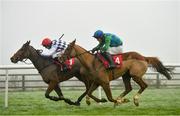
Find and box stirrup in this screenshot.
[108,65,116,69]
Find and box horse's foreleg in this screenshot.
[86,83,107,105]
[74,80,90,105]
[54,85,76,105]
[132,76,148,106]
[45,81,59,101]
[54,84,63,98]
[75,90,88,106]
[100,82,119,107]
[75,82,107,106]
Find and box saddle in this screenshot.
[53,58,75,71]
[96,53,123,69]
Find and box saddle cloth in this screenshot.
[53,58,75,71]
[96,53,123,69]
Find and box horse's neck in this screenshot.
[74,45,95,70]
[28,46,53,72]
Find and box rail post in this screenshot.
[156,73,160,88]
[5,69,9,108]
[22,75,25,91]
[98,86,102,104]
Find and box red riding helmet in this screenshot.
[41,38,52,46]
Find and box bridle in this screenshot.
[13,46,33,65]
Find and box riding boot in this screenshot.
[54,57,68,71]
[63,63,69,71]
[103,52,116,69]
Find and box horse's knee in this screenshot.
[45,93,49,98]
[143,83,148,89]
[127,87,132,93]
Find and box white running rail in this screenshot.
[0,64,180,108]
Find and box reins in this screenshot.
[21,59,32,65]
[74,50,93,57]
[63,48,92,60]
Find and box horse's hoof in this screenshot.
[75,102,81,106]
[117,99,123,104]
[113,99,123,108]
[86,100,91,106]
[122,98,130,103]
[114,102,118,108]
[133,98,139,106]
[101,98,108,103]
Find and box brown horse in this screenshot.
[60,39,172,106]
[10,41,109,106]
[114,52,172,103]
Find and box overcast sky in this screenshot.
[0,0,180,65]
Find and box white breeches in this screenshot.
[52,51,64,58]
[106,46,123,54]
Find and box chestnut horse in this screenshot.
[10,41,109,106]
[60,40,172,106]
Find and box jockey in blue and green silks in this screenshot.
[92,30,123,68]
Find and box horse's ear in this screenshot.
[71,39,76,45]
[27,40,31,45]
[24,40,30,47]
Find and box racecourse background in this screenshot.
[0,1,180,114]
[0,0,180,65]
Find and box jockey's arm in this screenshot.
[40,47,56,57]
[93,42,104,51]
[101,36,111,52]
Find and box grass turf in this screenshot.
[0,88,180,115]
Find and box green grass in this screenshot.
[0,88,180,115]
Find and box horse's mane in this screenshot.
[75,44,94,55]
[28,45,54,61]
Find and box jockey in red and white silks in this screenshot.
[41,37,67,59]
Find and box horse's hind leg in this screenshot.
[117,72,132,103]
[132,76,148,106]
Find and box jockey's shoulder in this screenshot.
[105,33,121,40]
[104,33,113,36]
[52,39,67,47]
[52,39,63,44]
[52,40,57,45]
[104,33,115,39]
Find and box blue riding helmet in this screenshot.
[93,30,104,39]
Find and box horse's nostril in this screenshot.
[10,57,17,62]
[10,57,13,61]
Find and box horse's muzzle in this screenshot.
[10,57,18,63]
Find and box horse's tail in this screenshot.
[144,57,173,80]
